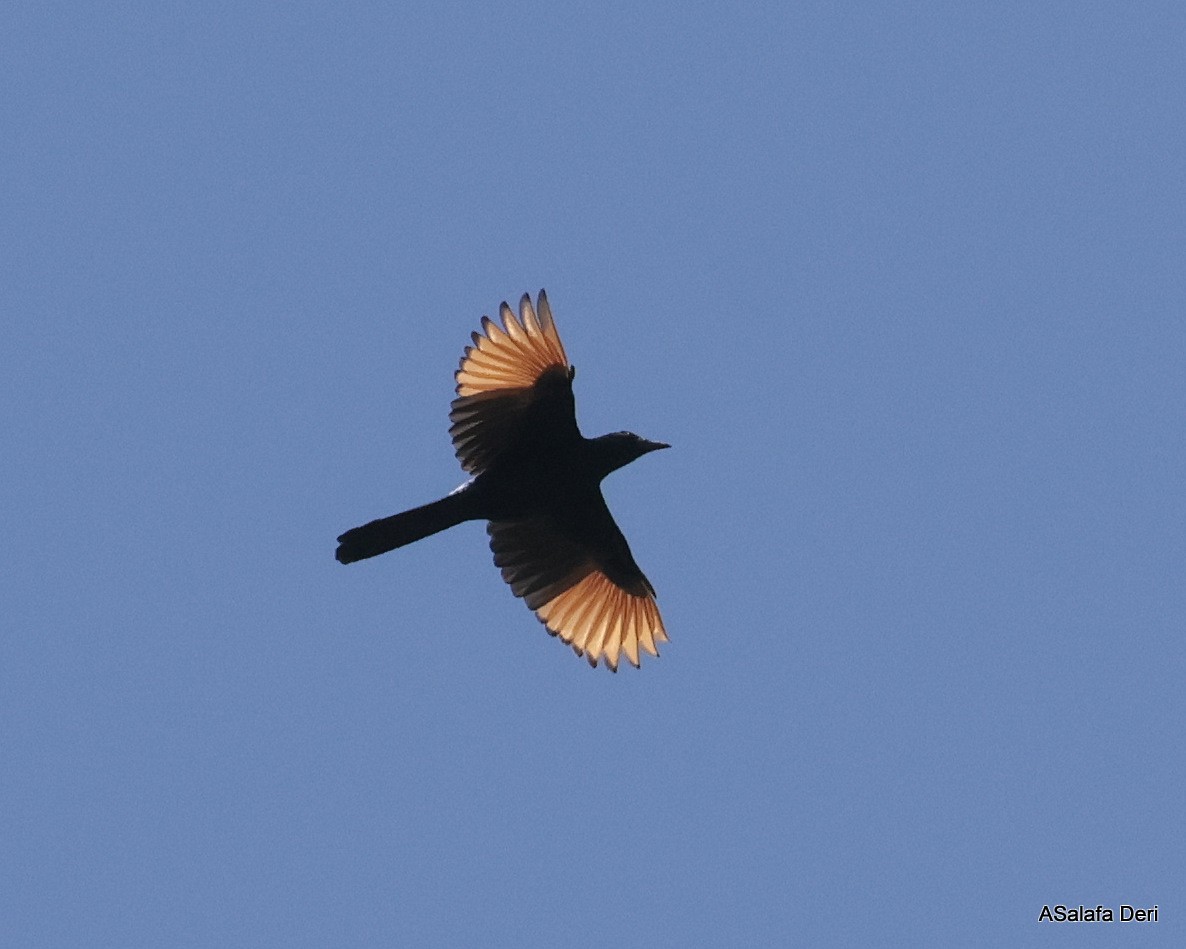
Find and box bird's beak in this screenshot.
[643,439,671,453]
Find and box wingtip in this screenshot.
[519,292,537,332]
[536,289,555,335]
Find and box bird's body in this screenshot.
[336,291,668,670]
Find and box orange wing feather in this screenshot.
[455,292,568,397]
[535,572,668,671]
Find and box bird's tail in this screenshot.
[335,491,472,564]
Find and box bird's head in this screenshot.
[590,431,670,478]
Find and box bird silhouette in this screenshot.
[336,290,669,670]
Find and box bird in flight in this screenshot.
[335,290,669,671]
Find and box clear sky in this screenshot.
[3,2,1183,946]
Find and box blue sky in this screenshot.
[3,2,1183,946]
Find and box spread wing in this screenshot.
[449,290,574,475]
[488,504,668,671]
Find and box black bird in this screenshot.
[336,290,669,670]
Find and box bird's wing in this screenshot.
[487,509,667,671]
[449,291,574,475]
